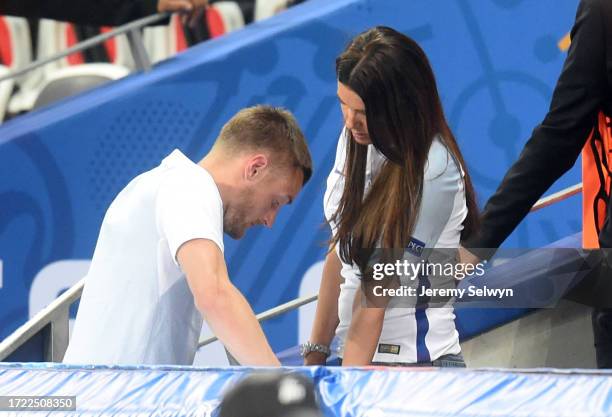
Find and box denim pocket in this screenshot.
[432,354,466,368]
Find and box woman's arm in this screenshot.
[341,286,386,365]
[304,130,348,365]
[304,249,343,365]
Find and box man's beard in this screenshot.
[224,188,256,239]
[224,213,246,239]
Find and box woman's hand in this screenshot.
[304,351,329,366]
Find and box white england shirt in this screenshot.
[324,129,467,363]
[64,150,224,365]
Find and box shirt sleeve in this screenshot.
[323,128,349,236]
[412,142,463,254]
[462,0,608,252]
[156,168,224,267]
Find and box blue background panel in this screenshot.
[0,0,581,355]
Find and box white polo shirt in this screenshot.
[324,129,467,363]
[63,150,224,365]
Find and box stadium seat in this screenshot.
[143,25,173,64]
[206,6,227,38]
[254,0,289,21]
[169,14,189,53]
[0,65,15,122]
[229,0,255,24]
[35,20,132,75]
[99,27,135,70]
[0,16,32,85]
[143,14,188,64]
[210,2,246,35]
[32,63,129,110]
[9,20,133,114]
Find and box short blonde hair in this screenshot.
[215,105,312,184]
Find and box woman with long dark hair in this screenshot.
[302,26,479,366]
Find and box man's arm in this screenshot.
[177,238,280,366]
[463,0,608,252]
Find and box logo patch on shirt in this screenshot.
[378,344,401,355]
[406,237,425,257]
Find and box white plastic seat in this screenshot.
[254,0,289,21]
[143,14,187,64]
[0,65,15,122]
[0,16,32,85]
[212,1,246,33]
[99,27,136,70]
[10,20,133,114]
[32,63,129,110]
[9,19,85,113]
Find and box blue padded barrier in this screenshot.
[1,363,612,416]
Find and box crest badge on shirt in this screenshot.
[406,237,425,257]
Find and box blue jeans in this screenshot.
[334,353,466,368]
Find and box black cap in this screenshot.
[219,372,322,417]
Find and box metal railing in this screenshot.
[198,294,318,348]
[0,280,84,361]
[0,12,170,86]
[530,183,582,212]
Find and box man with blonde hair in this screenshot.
[64,105,312,366]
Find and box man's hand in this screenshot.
[158,0,209,28]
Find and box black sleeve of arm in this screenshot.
[463,0,609,252]
[0,0,168,27]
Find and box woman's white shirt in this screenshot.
[323,129,468,363]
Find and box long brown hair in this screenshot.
[331,26,479,273]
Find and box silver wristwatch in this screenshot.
[299,341,331,357]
